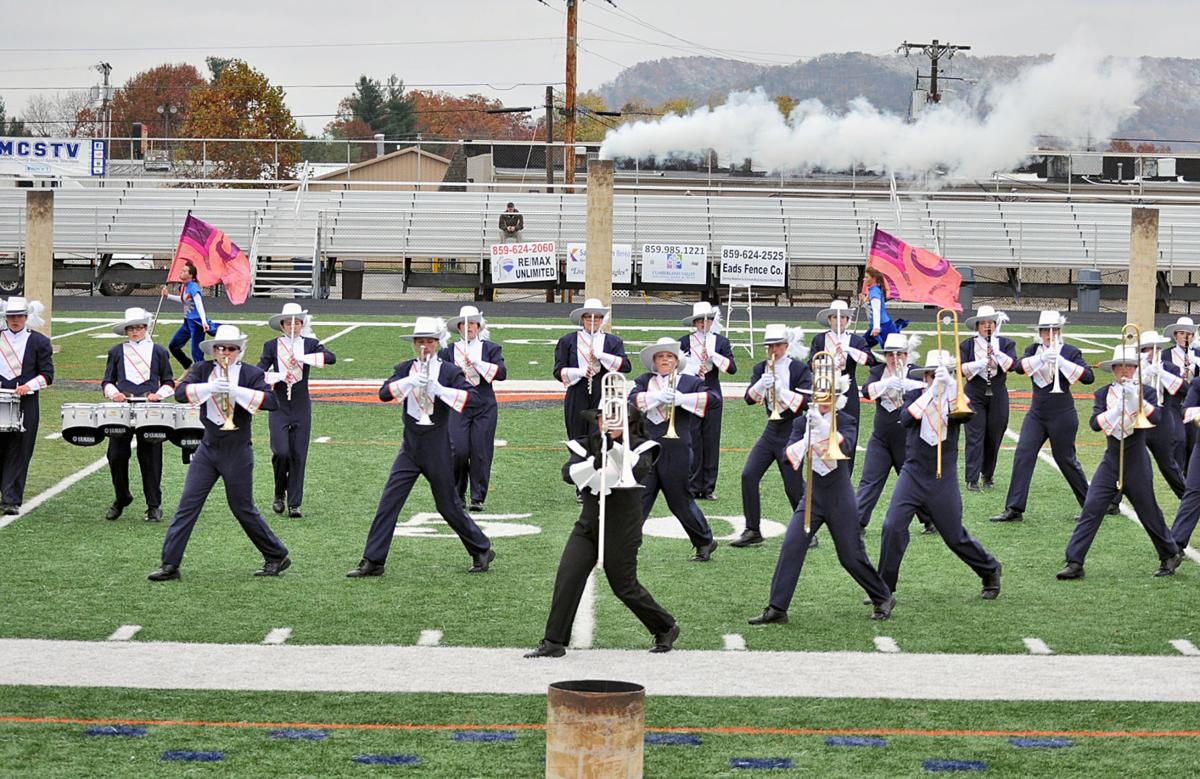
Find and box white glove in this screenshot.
[427,370,444,397]
[658,386,677,406]
[965,359,986,376]
[934,365,951,386]
[264,370,285,385]
[1141,363,1159,382]
[414,368,432,387]
[562,366,585,383]
[210,378,233,395]
[1190,353,1200,369]
[644,389,668,408]
[807,402,823,424]
[888,376,907,393]
[753,372,774,395]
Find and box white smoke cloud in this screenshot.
[598,39,1143,180]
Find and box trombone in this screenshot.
[766,351,783,420]
[936,308,975,422]
[664,368,679,439]
[597,373,639,569]
[802,351,849,532]
[1117,324,1155,490]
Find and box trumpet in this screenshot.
[803,351,848,533]
[664,368,680,439]
[1049,328,1065,394]
[416,346,435,426]
[597,372,639,570]
[936,308,975,422]
[766,351,783,421]
[216,351,238,431]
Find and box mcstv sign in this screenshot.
[0,137,107,178]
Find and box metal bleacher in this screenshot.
[4,186,1200,299]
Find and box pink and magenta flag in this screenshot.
[168,213,252,305]
[866,227,963,313]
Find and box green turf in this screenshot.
[2,686,1199,778]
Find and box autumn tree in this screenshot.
[107,63,205,157]
[180,59,303,182]
[408,90,532,140]
[774,95,798,118]
[1108,139,1172,153]
[22,91,95,137]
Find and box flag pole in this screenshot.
[152,210,191,341]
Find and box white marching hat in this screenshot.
[403,316,447,340]
[683,301,719,326]
[1099,344,1140,371]
[1139,331,1171,349]
[909,349,956,377]
[1037,310,1066,329]
[762,323,790,345]
[879,333,911,352]
[112,306,153,336]
[200,324,248,357]
[639,336,682,371]
[448,305,485,332]
[964,305,1005,329]
[268,302,308,332]
[3,296,29,315]
[817,299,855,326]
[570,297,609,325]
[1163,316,1196,338]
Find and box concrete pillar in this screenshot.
[1126,207,1159,331]
[585,158,614,325]
[24,189,54,339]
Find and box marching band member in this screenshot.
[440,305,506,512]
[553,297,631,442]
[747,379,895,625]
[0,297,53,516]
[733,324,811,549]
[990,311,1093,523]
[148,325,290,581]
[1057,344,1183,580]
[630,338,719,562]
[1170,378,1200,549]
[1163,316,1200,473]
[958,305,1017,492]
[810,299,876,471]
[878,350,1003,601]
[526,406,678,658]
[102,307,174,522]
[678,302,736,500]
[258,303,336,519]
[160,261,212,370]
[1137,332,1185,498]
[855,333,935,535]
[347,317,494,578]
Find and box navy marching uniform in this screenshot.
[0,297,53,515]
[1058,346,1183,580]
[854,340,935,533]
[748,401,895,625]
[259,304,336,518]
[1170,378,1200,549]
[102,307,175,522]
[678,302,736,499]
[734,325,811,548]
[631,338,719,561]
[348,318,494,577]
[1137,342,1186,499]
[878,352,1002,600]
[810,301,876,476]
[439,305,506,511]
[991,313,1094,522]
[553,298,631,441]
[149,326,290,581]
[1162,317,1200,474]
[525,409,679,658]
[957,306,1017,490]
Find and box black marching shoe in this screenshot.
[147,564,180,582]
[701,492,718,501]
[989,508,1024,523]
[346,558,385,578]
[1056,561,1085,580]
[981,564,1002,600]
[271,498,285,515]
[808,533,819,549]
[982,478,995,490]
[0,505,15,516]
[469,548,496,573]
[524,639,566,659]
[650,623,681,653]
[1154,552,1184,577]
[1106,502,1122,516]
[287,507,302,518]
[691,540,718,562]
[921,522,937,535]
[966,481,982,493]
[747,606,789,625]
[469,501,484,513]
[255,557,292,577]
[729,529,763,548]
[105,499,132,521]
[144,506,162,523]
[871,596,897,620]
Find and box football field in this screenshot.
[2,312,1198,776]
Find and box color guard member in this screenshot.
[678,302,736,500]
[102,307,175,522]
[958,305,1017,492]
[0,297,53,516]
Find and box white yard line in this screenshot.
[314,436,331,444]
[873,636,900,654]
[106,625,141,642]
[318,324,360,344]
[417,630,443,647]
[568,571,596,650]
[44,432,61,441]
[722,634,747,651]
[1170,639,1200,656]
[0,454,110,530]
[262,628,292,646]
[1023,637,1054,655]
[50,322,113,341]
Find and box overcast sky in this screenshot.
[2,0,1197,135]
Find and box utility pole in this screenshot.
[545,85,555,193]
[563,0,578,188]
[897,39,970,103]
[94,62,112,147]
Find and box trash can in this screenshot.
[1077,268,1101,313]
[957,265,975,313]
[545,680,644,779]
[341,259,364,300]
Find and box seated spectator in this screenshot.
[498,203,524,243]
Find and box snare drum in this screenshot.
[169,404,204,450]
[131,402,176,443]
[0,389,22,433]
[96,402,132,437]
[61,403,103,446]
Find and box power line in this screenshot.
[0,36,564,54]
